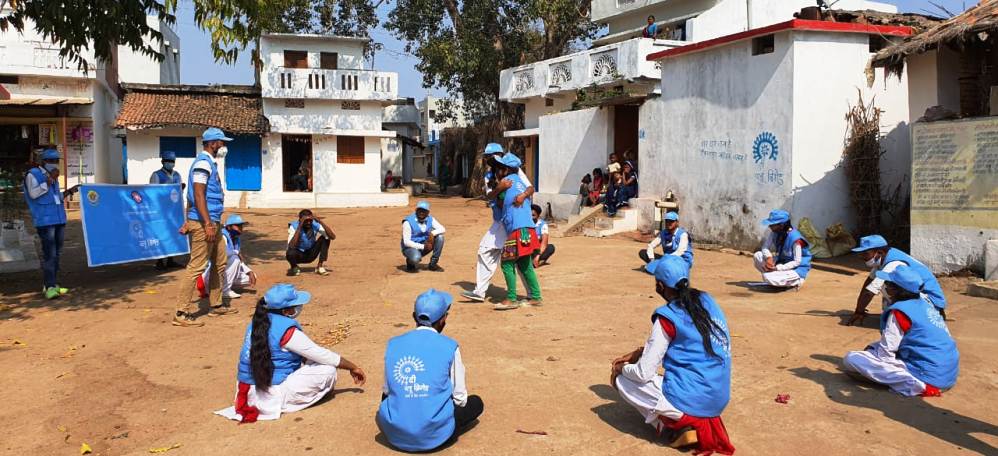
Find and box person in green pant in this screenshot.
[489,153,541,310]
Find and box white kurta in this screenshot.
[842,312,927,396]
[215,329,342,421]
[615,321,683,431]
[201,234,252,294]
[752,234,804,288]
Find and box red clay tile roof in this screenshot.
[115,84,268,134]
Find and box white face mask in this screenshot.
[865,256,880,268]
[216,146,229,159]
[44,163,59,172]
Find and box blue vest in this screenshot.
[533,219,547,238]
[186,152,224,222]
[501,173,533,233]
[289,220,321,252]
[153,169,182,184]
[403,214,434,247]
[653,292,732,417]
[23,167,67,228]
[236,313,303,387]
[377,328,458,452]
[660,227,694,267]
[222,229,240,256]
[882,248,947,309]
[774,229,812,279]
[485,170,502,222]
[881,298,959,389]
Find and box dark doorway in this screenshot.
[613,105,639,166]
[0,125,35,176]
[282,134,312,192]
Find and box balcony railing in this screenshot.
[262,67,398,101]
[0,41,94,78]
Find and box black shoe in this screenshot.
[405,264,417,273]
[428,263,444,272]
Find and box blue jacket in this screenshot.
[500,173,533,233]
[882,248,947,309]
[236,313,303,387]
[403,214,434,247]
[882,298,959,389]
[377,328,458,452]
[186,152,224,222]
[775,229,812,279]
[152,169,182,184]
[289,220,322,252]
[653,292,732,417]
[23,167,67,228]
[660,227,694,268]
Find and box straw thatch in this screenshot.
[873,0,998,76]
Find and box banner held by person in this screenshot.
[80,184,189,266]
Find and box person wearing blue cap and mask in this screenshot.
[401,200,446,272]
[173,127,236,326]
[751,209,812,288]
[461,143,534,302]
[490,152,542,310]
[23,148,78,299]
[845,234,948,326]
[639,211,693,268]
[216,284,366,423]
[611,256,735,454]
[198,214,257,300]
[151,150,185,270]
[843,266,959,397]
[286,209,336,276]
[377,289,483,451]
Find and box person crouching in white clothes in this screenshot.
[752,209,813,288]
[199,214,257,299]
[215,284,366,423]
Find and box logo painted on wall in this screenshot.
[752,132,779,163]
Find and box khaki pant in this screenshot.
[176,220,227,314]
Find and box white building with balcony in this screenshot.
[256,33,407,208]
[499,0,896,219]
[382,98,424,184]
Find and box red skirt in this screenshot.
[501,228,539,261]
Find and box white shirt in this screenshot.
[760,233,803,271]
[872,312,904,361]
[866,260,906,295]
[535,219,549,236]
[381,326,467,407]
[25,169,60,203]
[401,217,446,250]
[646,230,689,261]
[283,329,342,367]
[191,151,214,184]
[286,223,328,245]
[622,320,672,384]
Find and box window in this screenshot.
[869,35,891,53]
[159,136,196,158]
[428,109,436,120]
[320,52,338,70]
[283,50,308,68]
[545,98,554,107]
[752,35,775,56]
[285,99,305,109]
[336,136,365,164]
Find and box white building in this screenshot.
[499,0,897,219]
[639,19,911,249]
[255,34,406,208]
[416,96,468,179]
[0,13,179,187]
[381,98,424,184]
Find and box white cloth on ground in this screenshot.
[401,217,446,250]
[842,312,927,396]
[615,320,683,430]
[752,252,803,288]
[381,326,468,406]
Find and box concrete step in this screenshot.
[967,281,998,300]
[583,207,639,238]
[555,204,604,238]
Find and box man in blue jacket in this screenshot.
[23,148,77,299]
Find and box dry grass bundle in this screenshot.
[844,91,884,237]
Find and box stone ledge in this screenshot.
[967,281,998,301]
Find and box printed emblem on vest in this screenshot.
[711,316,731,358]
[926,306,949,334]
[393,356,431,398]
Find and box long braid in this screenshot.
[674,279,727,359]
[249,298,274,390]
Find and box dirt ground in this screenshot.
[2,196,996,456]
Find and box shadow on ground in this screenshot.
[589,384,658,443]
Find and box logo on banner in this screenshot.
[170,189,180,203]
[86,190,99,206]
[753,132,779,163]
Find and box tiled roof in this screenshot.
[115,84,268,134]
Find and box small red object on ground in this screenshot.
[775,393,791,404]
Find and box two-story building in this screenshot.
[415,96,468,180]
[498,0,896,219]
[382,98,423,184]
[256,33,406,208]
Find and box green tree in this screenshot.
[273,0,382,57]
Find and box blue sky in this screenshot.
[176,0,978,99]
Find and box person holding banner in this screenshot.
[151,150,184,270]
[23,148,77,300]
[173,127,237,327]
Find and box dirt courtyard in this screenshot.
[1,196,996,455]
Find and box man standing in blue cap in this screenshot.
[23,148,78,299]
[377,289,483,451]
[401,200,446,272]
[751,209,812,289]
[846,234,948,326]
[173,127,236,327]
[151,150,184,270]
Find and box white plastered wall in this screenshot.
[537,107,612,196]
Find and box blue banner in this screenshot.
[80,184,190,267]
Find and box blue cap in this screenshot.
[41,149,60,161]
[484,143,504,156]
[161,151,177,161]
[202,127,233,142]
[264,284,311,309]
[498,153,522,169]
[852,234,889,252]
[761,209,790,226]
[875,265,923,294]
[664,212,679,222]
[414,288,452,325]
[649,256,689,288]
[416,200,430,211]
[225,214,247,226]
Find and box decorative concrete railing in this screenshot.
[262,67,398,100]
[0,41,94,78]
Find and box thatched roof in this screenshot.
[872,0,998,76]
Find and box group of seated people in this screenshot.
[580,152,639,217]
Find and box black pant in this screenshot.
[638,250,663,264]
[286,237,330,267]
[536,244,555,262]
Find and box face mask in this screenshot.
[163,162,175,171]
[865,256,880,268]
[44,163,59,172]
[287,306,302,319]
[216,146,229,159]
